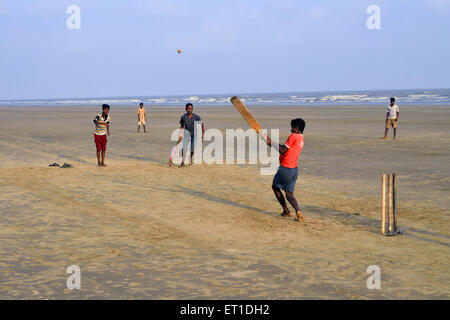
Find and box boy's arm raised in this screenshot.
[259,131,287,154]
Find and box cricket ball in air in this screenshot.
[177,49,182,54]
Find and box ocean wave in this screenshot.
[2,89,449,106]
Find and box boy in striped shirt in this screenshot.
[93,104,111,166]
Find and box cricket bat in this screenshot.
[230,96,262,133]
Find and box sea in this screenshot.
[1,88,449,106]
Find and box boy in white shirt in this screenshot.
[93,104,111,166]
[383,97,399,140]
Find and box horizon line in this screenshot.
[1,87,449,102]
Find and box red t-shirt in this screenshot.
[279,133,304,168]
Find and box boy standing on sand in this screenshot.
[261,118,306,223]
[137,102,147,133]
[383,97,400,140]
[93,104,111,166]
[178,103,205,167]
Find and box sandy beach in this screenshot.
[0,104,449,299]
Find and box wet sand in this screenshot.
[0,104,449,299]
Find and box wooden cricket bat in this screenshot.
[230,96,262,133]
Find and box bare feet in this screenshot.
[179,162,185,168]
[101,162,106,167]
[381,137,387,140]
[168,159,173,167]
[280,208,291,217]
[294,210,305,223]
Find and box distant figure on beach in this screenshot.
[178,103,205,167]
[261,118,306,223]
[93,104,111,166]
[383,97,399,140]
[137,103,147,133]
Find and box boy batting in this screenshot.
[230,97,305,223]
[261,118,306,222]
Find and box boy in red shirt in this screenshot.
[261,118,305,222]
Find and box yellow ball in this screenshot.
[177,49,182,54]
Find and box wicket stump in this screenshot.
[381,173,401,236]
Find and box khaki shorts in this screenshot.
[138,118,146,125]
[386,119,397,128]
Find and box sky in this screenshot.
[0,0,449,100]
